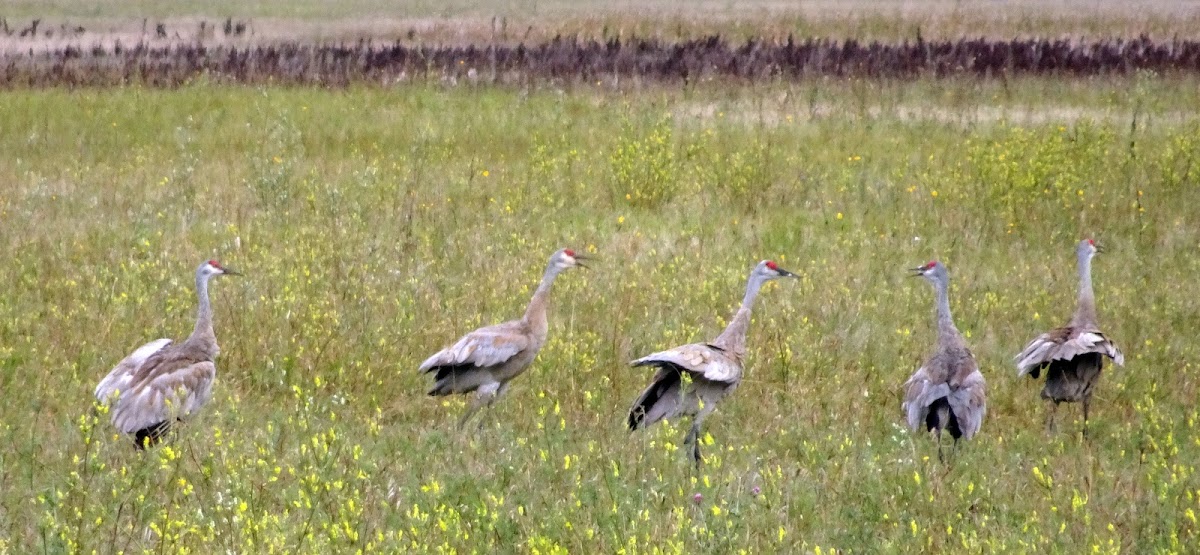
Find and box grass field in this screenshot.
[2,69,1200,551]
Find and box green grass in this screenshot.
[1,76,1199,552]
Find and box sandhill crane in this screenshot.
[94,260,240,449]
[628,260,797,464]
[902,261,987,460]
[419,248,588,428]
[1015,239,1124,435]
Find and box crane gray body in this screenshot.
[902,261,987,459]
[419,248,586,428]
[95,260,239,449]
[628,260,796,464]
[1015,240,1124,434]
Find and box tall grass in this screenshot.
[1,76,1199,552]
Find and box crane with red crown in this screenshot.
[1015,239,1124,436]
[419,248,589,428]
[902,260,987,461]
[628,259,797,465]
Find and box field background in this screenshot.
[4,0,1200,48]
[2,1,1200,553]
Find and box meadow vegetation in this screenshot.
[1,73,1199,552]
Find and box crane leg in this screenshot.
[1081,396,1091,440]
[936,429,944,463]
[479,382,511,431]
[457,397,485,430]
[685,403,718,467]
[1045,402,1058,434]
[458,382,503,431]
[684,420,704,466]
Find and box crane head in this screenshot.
[759,260,798,279]
[910,260,948,283]
[552,248,590,270]
[1079,238,1102,256]
[201,259,241,277]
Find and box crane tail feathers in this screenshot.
[426,365,493,396]
[132,421,171,450]
[1041,353,1104,404]
[628,367,682,431]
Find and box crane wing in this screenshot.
[1015,326,1124,376]
[630,343,741,384]
[419,321,530,372]
[902,366,951,433]
[946,369,987,440]
[94,338,174,404]
[111,360,216,434]
[627,367,682,429]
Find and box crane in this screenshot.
[902,261,987,460]
[419,248,588,428]
[628,260,797,464]
[1015,239,1124,435]
[94,259,240,448]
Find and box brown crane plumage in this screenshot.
[628,260,797,464]
[419,248,587,428]
[1015,239,1124,435]
[94,260,240,449]
[902,261,987,460]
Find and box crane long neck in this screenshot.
[1072,251,1098,327]
[188,271,216,349]
[932,278,958,340]
[522,261,562,341]
[713,273,763,352]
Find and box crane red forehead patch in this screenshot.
[208,259,221,268]
[564,249,575,257]
[1086,238,1095,246]
[766,261,778,270]
[924,261,938,270]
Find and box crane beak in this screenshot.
[908,267,925,277]
[775,266,798,278]
[222,267,243,276]
[573,254,593,269]
[1094,243,1105,254]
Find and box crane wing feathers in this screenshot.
[111,361,216,434]
[902,366,952,432]
[628,368,681,429]
[946,370,987,439]
[904,351,987,437]
[420,321,530,372]
[95,338,174,403]
[630,343,741,383]
[1016,326,1124,376]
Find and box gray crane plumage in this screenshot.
[1015,239,1124,434]
[902,261,987,459]
[628,260,797,464]
[419,248,587,428]
[94,260,240,449]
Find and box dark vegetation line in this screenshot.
[4,34,1200,87]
